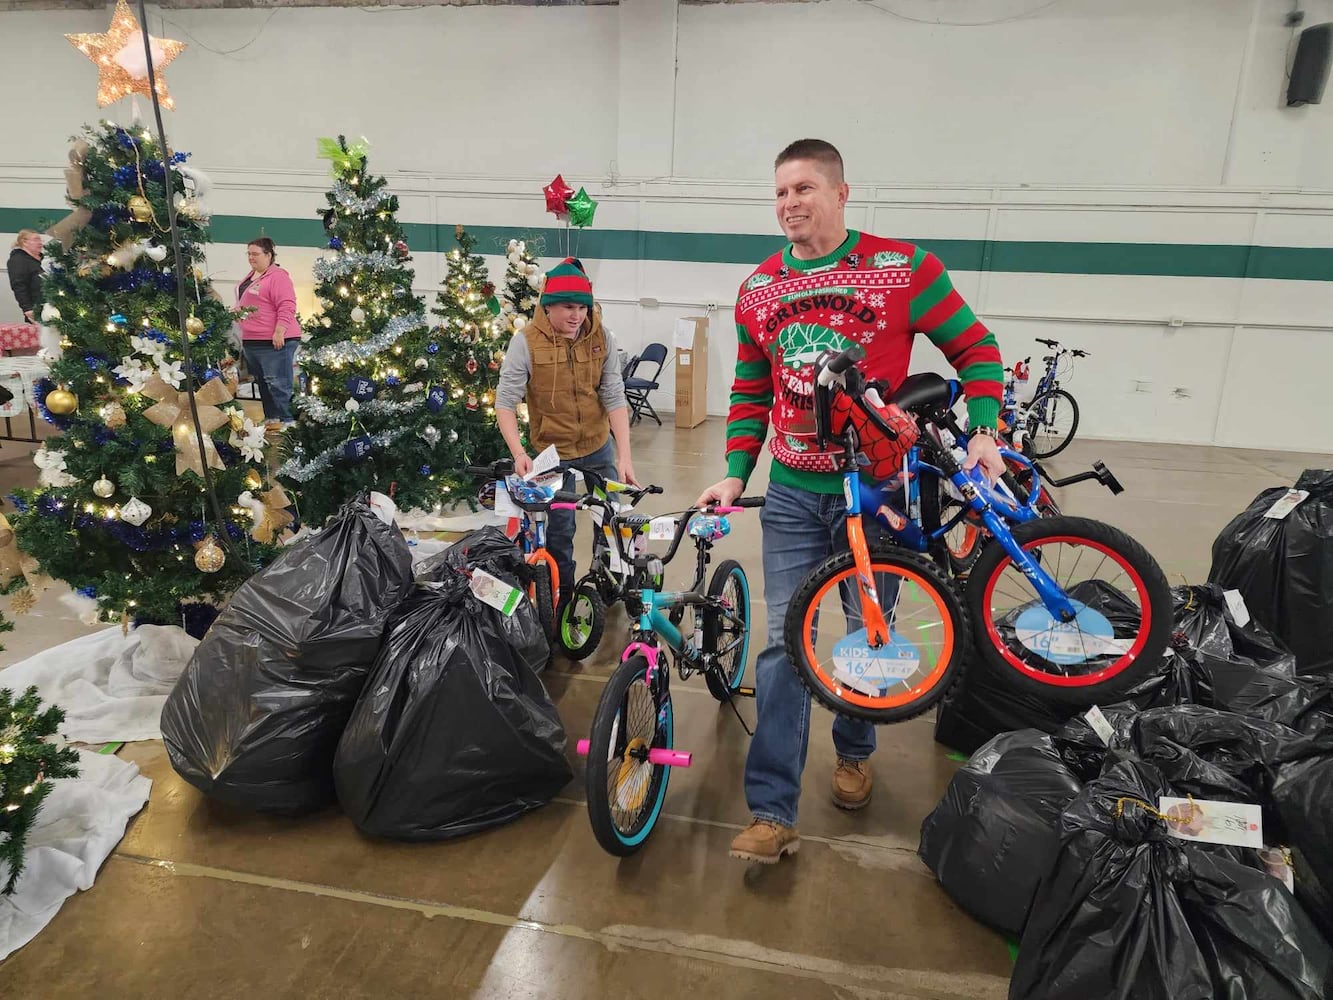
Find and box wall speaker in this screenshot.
[1287,23,1331,107]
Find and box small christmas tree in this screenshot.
[498,236,544,335]
[0,686,81,895]
[279,136,447,524]
[426,226,509,485]
[10,122,274,626]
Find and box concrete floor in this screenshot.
[0,414,1329,999]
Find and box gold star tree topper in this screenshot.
[66,0,186,110]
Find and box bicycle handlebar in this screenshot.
[1035,338,1060,348]
[1071,349,1089,358]
[817,344,866,386]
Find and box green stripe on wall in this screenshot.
[4,207,1331,281]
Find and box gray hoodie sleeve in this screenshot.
[600,327,628,412]
[495,333,531,411]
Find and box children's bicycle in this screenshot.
[465,460,562,640]
[783,344,1171,725]
[572,496,763,856]
[555,469,667,661]
[998,338,1088,459]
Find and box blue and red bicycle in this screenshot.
[783,344,1171,724]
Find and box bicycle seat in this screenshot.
[889,373,957,413]
[503,475,556,512]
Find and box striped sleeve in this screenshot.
[908,248,1003,429]
[724,304,774,485]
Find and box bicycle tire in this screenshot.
[558,580,606,660]
[703,559,750,702]
[1026,389,1079,459]
[784,546,970,725]
[585,654,673,856]
[919,470,984,576]
[527,559,556,642]
[965,515,1171,705]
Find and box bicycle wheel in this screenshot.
[526,558,556,642]
[919,471,984,576]
[966,515,1170,705]
[703,559,750,702]
[784,546,970,724]
[585,654,673,856]
[558,579,606,660]
[1025,389,1079,459]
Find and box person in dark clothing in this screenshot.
[7,230,43,323]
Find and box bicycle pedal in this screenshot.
[734,685,756,698]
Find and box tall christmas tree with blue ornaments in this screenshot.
[279,137,502,522]
[7,121,277,628]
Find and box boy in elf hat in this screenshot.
[496,257,638,601]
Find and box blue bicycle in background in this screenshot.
[782,344,1171,725]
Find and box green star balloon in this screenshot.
[566,187,598,229]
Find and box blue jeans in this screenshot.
[547,437,618,598]
[243,339,298,422]
[746,480,897,828]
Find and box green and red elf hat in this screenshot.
[539,257,594,308]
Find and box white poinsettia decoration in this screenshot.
[231,419,267,463]
[33,445,77,487]
[113,357,153,391]
[130,335,166,364]
[157,360,185,389]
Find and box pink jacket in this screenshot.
[236,265,299,341]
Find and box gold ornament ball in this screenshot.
[229,411,245,433]
[127,195,153,223]
[194,537,226,574]
[185,315,205,338]
[243,469,263,491]
[93,476,115,498]
[46,388,78,415]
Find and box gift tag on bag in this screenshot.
[1159,796,1263,849]
[1085,705,1117,747]
[1264,489,1310,520]
[470,569,522,616]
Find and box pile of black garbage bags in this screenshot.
[161,497,572,839]
[923,471,1333,998]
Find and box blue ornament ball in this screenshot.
[419,465,431,476]
[427,342,439,354]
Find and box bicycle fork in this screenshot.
[843,474,894,647]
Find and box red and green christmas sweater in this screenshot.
[725,230,1004,494]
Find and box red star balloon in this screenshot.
[543,174,574,218]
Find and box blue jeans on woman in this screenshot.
[243,339,298,422]
[546,437,619,598]
[745,480,898,829]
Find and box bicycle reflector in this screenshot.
[476,481,498,510]
[830,383,919,482]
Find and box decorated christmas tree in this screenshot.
[280,137,464,523]
[497,236,544,335]
[9,121,277,627]
[426,226,509,477]
[0,687,80,895]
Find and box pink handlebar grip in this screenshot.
[713,506,742,514]
[550,502,578,510]
[574,740,692,768]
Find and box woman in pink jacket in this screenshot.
[236,237,300,428]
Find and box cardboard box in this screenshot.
[673,316,708,429]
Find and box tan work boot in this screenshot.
[832,758,873,810]
[729,818,800,864]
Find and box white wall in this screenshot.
[2,0,1331,451]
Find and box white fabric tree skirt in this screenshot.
[0,749,151,960]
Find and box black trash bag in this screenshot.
[333,577,570,840]
[919,730,1082,935]
[416,526,548,675]
[1209,470,1333,676]
[1273,754,1333,942]
[1013,756,1333,1000]
[1212,663,1333,738]
[937,584,1199,756]
[162,497,414,815]
[1051,704,1138,782]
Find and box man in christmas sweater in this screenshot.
[696,139,1006,865]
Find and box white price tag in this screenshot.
[649,516,677,540]
[469,569,523,616]
[1264,489,1309,520]
[679,353,691,366]
[1223,589,1251,628]
[1084,705,1117,747]
[607,544,626,575]
[673,318,697,349]
[493,482,519,518]
[1158,796,1263,849]
[528,444,560,481]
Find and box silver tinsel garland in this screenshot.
[331,179,393,214]
[276,427,413,483]
[313,249,397,283]
[296,392,424,426]
[306,312,428,365]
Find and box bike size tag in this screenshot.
[649,516,677,540]
[1223,589,1251,628]
[492,482,519,517]
[470,569,522,616]
[831,628,920,696]
[1085,705,1116,747]
[1263,489,1309,520]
